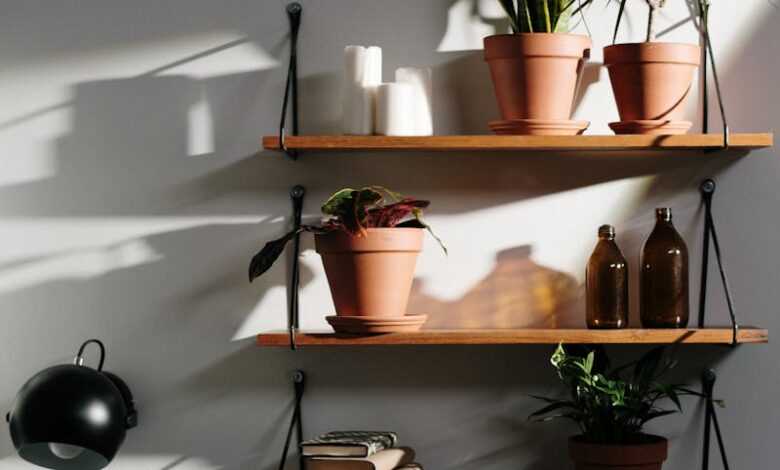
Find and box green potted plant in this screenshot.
[531,344,702,469]
[248,186,445,334]
[604,0,701,134]
[484,0,593,135]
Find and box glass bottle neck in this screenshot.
[655,208,672,223]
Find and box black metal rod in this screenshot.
[701,369,714,470]
[699,0,709,134]
[277,370,305,470]
[696,179,739,345]
[698,0,729,148]
[698,180,714,328]
[706,204,739,345]
[701,369,731,470]
[288,185,305,350]
[294,370,305,470]
[710,399,731,470]
[278,3,302,159]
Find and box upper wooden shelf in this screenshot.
[256,327,768,347]
[262,133,773,152]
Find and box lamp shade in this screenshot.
[7,342,136,470]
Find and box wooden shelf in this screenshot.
[262,133,773,152]
[256,327,768,347]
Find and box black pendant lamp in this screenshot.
[6,339,138,469]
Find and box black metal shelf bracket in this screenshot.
[701,369,731,470]
[277,370,306,470]
[697,179,739,346]
[698,0,729,150]
[279,2,302,160]
[288,185,305,350]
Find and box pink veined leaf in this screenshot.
[366,199,430,228]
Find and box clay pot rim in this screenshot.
[569,434,668,465]
[605,41,699,49]
[569,434,667,447]
[604,41,701,66]
[486,32,591,40]
[484,32,592,60]
[315,227,424,235]
[314,227,424,254]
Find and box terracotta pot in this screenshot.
[604,42,700,133]
[569,434,668,470]
[483,33,591,122]
[315,228,423,317]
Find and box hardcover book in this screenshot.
[305,447,414,470]
[301,431,399,457]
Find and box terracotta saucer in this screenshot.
[326,314,428,334]
[489,119,589,136]
[609,120,692,135]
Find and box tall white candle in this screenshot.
[342,46,370,135]
[376,82,415,136]
[395,67,433,136]
[345,45,366,82]
[363,47,383,87]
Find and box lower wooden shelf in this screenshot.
[256,327,768,347]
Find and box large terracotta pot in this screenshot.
[569,434,668,470]
[483,33,591,122]
[604,42,700,134]
[315,228,423,317]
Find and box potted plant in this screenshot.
[604,0,700,134]
[248,186,445,334]
[531,344,702,469]
[484,0,593,135]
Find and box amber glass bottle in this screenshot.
[586,225,629,329]
[640,208,689,328]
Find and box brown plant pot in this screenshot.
[315,228,423,318]
[604,42,700,134]
[569,434,668,470]
[483,33,591,124]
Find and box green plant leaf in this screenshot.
[612,0,628,44]
[584,351,594,374]
[497,0,520,32]
[529,400,578,419]
[248,228,300,282]
[640,409,678,425]
[633,346,665,393]
[409,208,447,255]
[519,0,534,32]
[321,188,356,215]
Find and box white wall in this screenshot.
[1,1,778,469]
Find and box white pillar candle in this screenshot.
[341,45,383,135]
[395,67,433,136]
[343,45,366,85]
[342,84,373,135]
[362,46,382,134]
[342,46,370,135]
[362,46,383,87]
[375,82,415,136]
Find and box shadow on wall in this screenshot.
[412,245,582,329]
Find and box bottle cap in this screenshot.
[656,208,672,221]
[598,224,616,238]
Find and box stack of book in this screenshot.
[301,431,422,470]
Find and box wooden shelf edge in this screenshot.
[261,133,773,152]
[256,327,768,347]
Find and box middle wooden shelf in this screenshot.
[256,327,768,347]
